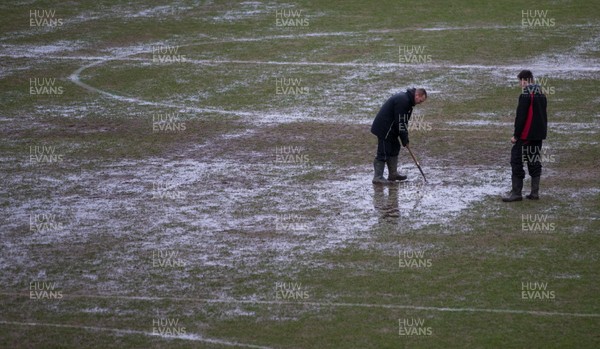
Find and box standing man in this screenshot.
[371,88,427,184]
[503,70,548,202]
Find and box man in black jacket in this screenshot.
[370,88,427,184]
[503,70,548,202]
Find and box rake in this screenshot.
[406,145,427,183]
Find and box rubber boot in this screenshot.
[502,176,523,202]
[526,176,540,200]
[372,159,392,185]
[386,156,407,181]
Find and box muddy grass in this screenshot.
[1,0,599,348]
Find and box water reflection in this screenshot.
[373,181,428,225]
[372,184,400,222]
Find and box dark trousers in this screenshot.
[511,140,543,179]
[376,137,400,162]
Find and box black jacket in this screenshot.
[514,84,547,141]
[371,89,415,146]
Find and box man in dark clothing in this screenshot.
[370,88,427,184]
[503,70,548,202]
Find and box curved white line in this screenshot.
[61,30,599,121]
[68,58,257,116]
[0,320,274,349]
[66,56,300,122]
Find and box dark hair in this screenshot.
[517,70,534,82]
[415,88,427,97]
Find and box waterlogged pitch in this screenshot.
[1,0,599,348]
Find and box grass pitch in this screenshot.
[1,0,599,348]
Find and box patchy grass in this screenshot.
[1,0,599,348]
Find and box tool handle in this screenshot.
[406,145,427,182]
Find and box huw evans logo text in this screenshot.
[521,10,555,27]
[521,145,556,163]
[30,281,63,300]
[521,281,555,300]
[30,9,63,27]
[521,214,555,232]
[152,181,187,199]
[152,113,186,132]
[522,77,556,95]
[152,318,186,335]
[30,213,63,233]
[275,9,309,27]
[399,318,432,336]
[400,114,432,132]
[152,45,187,63]
[275,146,310,164]
[399,45,432,64]
[399,250,432,268]
[30,146,63,163]
[152,250,186,268]
[276,78,309,95]
[30,78,64,95]
[274,214,308,231]
[275,282,309,300]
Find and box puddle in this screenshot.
[2,13,597,299]
[2,152,512,299]
[2,156,507,272]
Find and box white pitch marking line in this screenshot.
[0,320,274,349]
[66,55,262,118]
[182,59,600,72]
[2,292,598,318]
[3,52,598,72]
[61,29,599,120]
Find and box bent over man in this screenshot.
[503,70,548,202]
[370,88,427,184]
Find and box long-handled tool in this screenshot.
[406,145,427,182]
